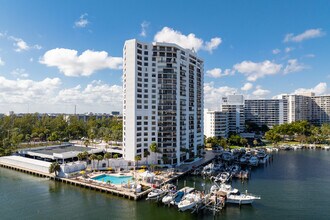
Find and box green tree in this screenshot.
[84,139,90,147]
[77,153,84,161]
[143,150,150,165]
[89,154,97,170]
[134,155,141,169]
[149,142,158,164]
[104,152,112,167]
[97,155,103,169]
[265,130,281,145]
[49,162,61,177]
[253,139,258,146]
[240,138,248,147]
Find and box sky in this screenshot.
[0,0,329,114]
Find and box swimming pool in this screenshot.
[91,174,133,185]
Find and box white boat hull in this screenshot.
[178,201,197,211]
[226,198,255,204]
[226,195,260,205]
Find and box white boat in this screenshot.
[249,156,259,166]
[169,187,195,206]
[256,151,269,164]
[162,191,176,205]
[211,183,239,195]
[226,191,261,205]
[177,192,202,211]
[147,188,167,200]
[222,151,234,161]
[202,163,221,176]
[240,156,249,164]
[211,172,231,183]
[230,164,240,174]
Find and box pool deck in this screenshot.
[0,150,216,201]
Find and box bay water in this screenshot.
[1,150,330,220]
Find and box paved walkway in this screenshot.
[176,150,215,173]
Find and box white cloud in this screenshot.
[0,76,123,113]
[12,37,29,52]
[284,28,326,43]
[54,81,122,111]
[154,27,222,53]
[40,48,122,77]
[285,47,294,53]
[304,54,315,58]
[9,36,42,52]
[74,13,89,28]
[204,37,222,53]
[0,57,5,66]
[0,76,61,104]
[252,86,270,97]
[272,49,281,54]
[233,60,282,82]
[294,82,327,95]
[0,32,6,38]
[56,81,121,104]
[241,82,253,91]
[283,59,307,74]
[140,21,150,37]
[204,82,238,109]
[206,68,234,78]
[11,68,29,78]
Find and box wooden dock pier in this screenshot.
[0,151,216,201]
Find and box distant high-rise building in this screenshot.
[220,95,245,133]
[310,95,330,125]
[282,92,314,123]
[123,39,204,165]
[280,92,330,125]
[245,99,287,127]
[204,109,228,138]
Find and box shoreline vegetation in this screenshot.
[0,114,122,157]
[1,113,329,157]
[205,120,330,150]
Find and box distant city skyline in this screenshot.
[0,0,329,113]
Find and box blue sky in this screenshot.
[0,0,329,113]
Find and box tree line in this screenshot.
[205,133,250,148]
[265,121,330,145]
[0,114,122,156]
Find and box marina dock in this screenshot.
[0,150,217,201]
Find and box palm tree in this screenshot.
[84,139,90,148]
[49,162,61,177]
[149,142,158,165]
[134,155,141,169]
[77,152,84,161]
[89,154,97,170]
[97,155,103,169]
[104,152,112,167]
[253,139,258,147]
[25,134,31,145]
[144,150,150,166]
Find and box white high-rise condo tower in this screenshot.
[123,39,204,166]
[220,95,245,134]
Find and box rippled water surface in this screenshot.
[1,150,330,220]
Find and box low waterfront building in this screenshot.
[18,143,103,163]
